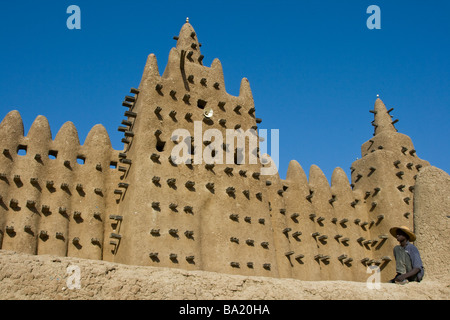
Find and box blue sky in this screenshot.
[0,0,449,181]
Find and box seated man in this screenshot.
[389,226,424,283]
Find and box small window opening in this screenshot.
[48,150,58,160]
[76,156,86,165]
[17,145,27,156]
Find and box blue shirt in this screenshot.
[404,241,425,281]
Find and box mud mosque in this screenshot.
[0,20,446,283]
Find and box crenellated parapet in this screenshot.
[0,111,121,260]
[265,160,385,282]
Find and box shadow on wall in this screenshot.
[413,166,450,280]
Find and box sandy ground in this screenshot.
[0,249,448,300]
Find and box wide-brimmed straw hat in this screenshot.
[389,226,416,242]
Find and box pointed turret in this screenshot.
[54,121,80,149]
[372,98,397,136]
[139,53,160,87]
[330,167,351,190]
[162,19,204,79]
[84,124,112,148]
[211,58,223,74]
[309,165,329,188]
[239,77,253,101]
[0,110,24,139]
[211,58,225,89]
[286,160,308,185]
[25,115,52,157]
[27,115,52,142]
[175,18,203,65]
[361,98,417,156]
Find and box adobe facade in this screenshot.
[0,21,442,282]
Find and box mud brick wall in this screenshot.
[0,21,443,283]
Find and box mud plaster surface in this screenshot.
[0,250,448,300]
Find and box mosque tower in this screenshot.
[350,98,430,281]
[111,19,279,277]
